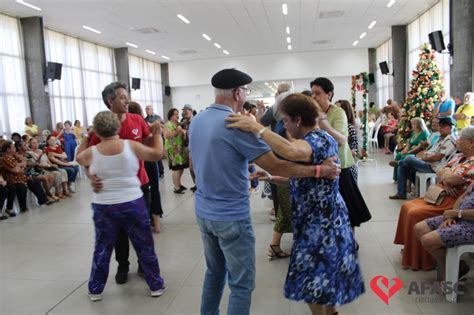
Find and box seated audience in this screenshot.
[382,111,398,154]
[44,135,79,192]
[390,117,457,200]
[434,90,455,118]
[415,183,474,280]
[0,173,16,219]
[24,117,40,138]
[394,126,474,270]
[454,92,474,132]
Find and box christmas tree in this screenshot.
[397,43,443,143]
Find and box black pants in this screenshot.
[144,161,163,216]
[270,183,279,216]
[0,185,16,210]
[10,183,28,210]
[157,160,165,176]
[27,178,48,205]
[114,183,151,272]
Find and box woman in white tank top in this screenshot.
[76,111,166,301]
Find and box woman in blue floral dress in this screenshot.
[226,93,364,315]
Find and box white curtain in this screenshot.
[129,55,163,118]
[407,0,450,94]
[0,14,30,138]
[44,29,115,129]
[375,39,393,108]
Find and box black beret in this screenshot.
[438,117,455,126]
[211,68,252,89]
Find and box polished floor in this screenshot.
[0,151,473,315]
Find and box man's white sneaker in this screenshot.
[150,284,167,297]
[88,293,102,302]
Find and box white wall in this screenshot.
[169,49,368,112]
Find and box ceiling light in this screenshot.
[286,27,290,34]
[282,4,288,15]
[368,21,377,29]
[214,43,221,48]
[288,45,292,50]
[161,55,170,60]
[126,42,138,48]
[387,0,396,8]
[352,40,359,46]
[202,34,211,41]
[82,25,101,34]
[360,32,367,39]
[223,50,229,55]
[177,14,190,24]
[15,0,42,11]
[146,49,156,55]
[286,37,291,44]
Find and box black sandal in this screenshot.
[173,187,185,194]
[5,210,16,217]
[267,245,290,260]
[180,185,188,190]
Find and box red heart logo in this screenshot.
[370,275,403,305]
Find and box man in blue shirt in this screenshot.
[189,68,340,315]
[434,90,455,118]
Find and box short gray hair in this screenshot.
[277,82,292,95]
[214,88,234,98]
[93,111,120,138]
[101,82,127,108]
[460,126,474,140]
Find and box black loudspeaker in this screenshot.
[368,73,375,84]
[46,62,62,81]
[428,30,445,52]
[165,85,171,96]
[379,61,390,75]
[131,78,141,90]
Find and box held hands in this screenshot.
[149,121,162,135]
[225,114,261,133]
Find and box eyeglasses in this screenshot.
[236,86,251,96]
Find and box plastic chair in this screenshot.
[415,172,437,197]
[445,244,474,302]
[368,122,381,152]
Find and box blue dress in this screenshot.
[284,129,365,305]
[63,132,77,162]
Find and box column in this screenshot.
[450,0,474,96]
[20,17,52,131]
[368,48,377,106]
[160,63,172,116]
[391,25,407,103]
[114,48,130,90]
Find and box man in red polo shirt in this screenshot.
[79,82,157,284]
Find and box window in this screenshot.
[129,55,163,118]
[44,29,115,129]
[0,14,30,138]
[375,39,393,107]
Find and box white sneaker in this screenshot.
[88,293,102,302]
[150,283,167,297]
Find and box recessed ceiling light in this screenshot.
[352,40,359,46]
[202,33,211,41]
[15,0,42,11]
[177,14,190,24]
[146,49,156,55]
[360,32,367,39]
[214,43,221,48]
[264,82,269,85]
[368,21,377,29]
[288,45,292,50]
[387,0,396,8]
[282,4,288,15]
[82,25,101,34]
[161,55,170,60]
[223,50,229,55]
[126,42,138,48]
[286,37,291,44]
[286,26,290,34]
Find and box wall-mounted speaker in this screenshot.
[379,61,390,75]
[368,73,375,84]
[46,62,62,81]
[165,85,171,96]
[131,77,141,90]
[428,30,446,52]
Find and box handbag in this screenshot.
[423,185,446,205]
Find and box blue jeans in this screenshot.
[196,217,256,315]
[397,155,434,197]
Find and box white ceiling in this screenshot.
[1,0,438,64]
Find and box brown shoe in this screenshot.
[389,161,399,167]
[389,194,407,200]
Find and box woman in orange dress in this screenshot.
[394,126,474,270]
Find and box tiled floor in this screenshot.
[0,152,473,315]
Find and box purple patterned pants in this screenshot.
[88,197,164,294]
